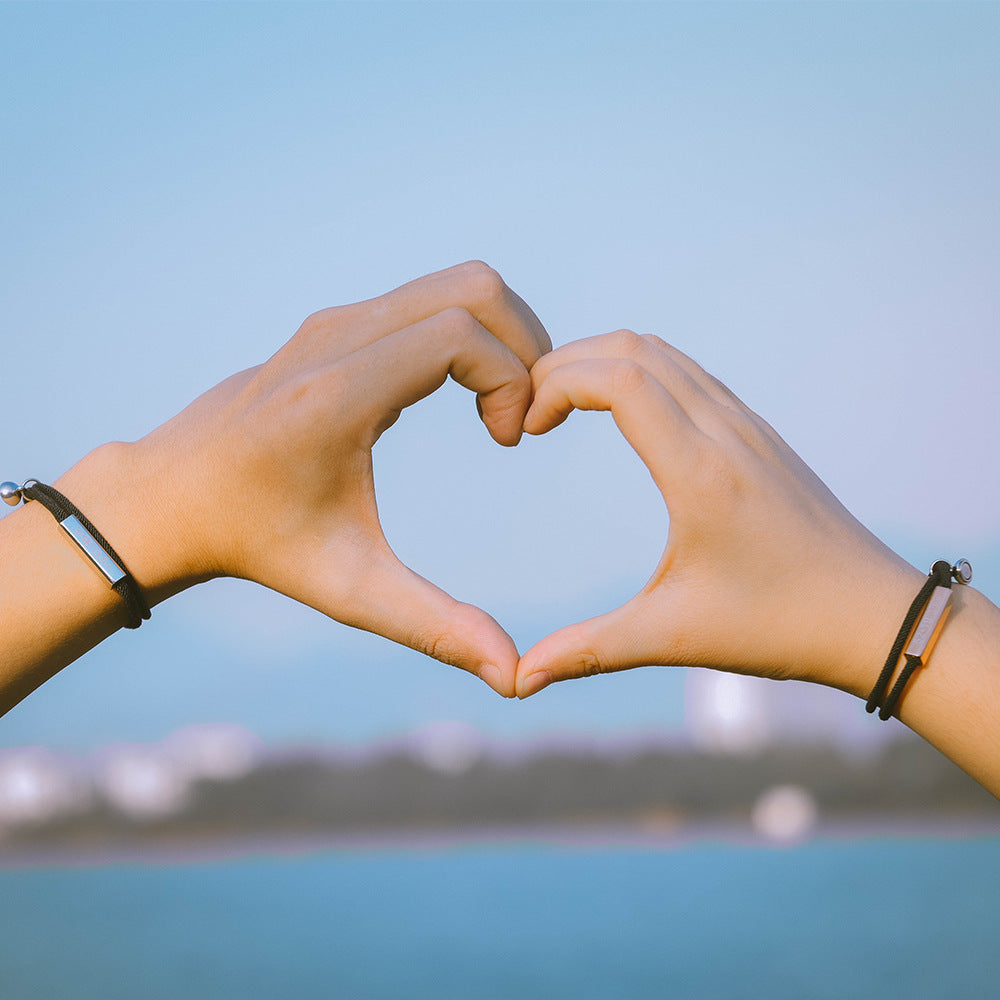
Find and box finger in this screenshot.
[372,261,552,368]
[515,592,661,697]
[531,331,786,452]
[301,260,551,373]
[340,306,532,447]
[529,330,719,420]
[644,335,797,454]
[636,335,756,415]
[523,358,700,492]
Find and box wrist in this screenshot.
[53,440,216,609]
[813,549,928,701]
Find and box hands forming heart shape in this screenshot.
[106,261,919,710]
[7,262,996,800]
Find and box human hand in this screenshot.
[80,262,549,697]
[515,332,925,700]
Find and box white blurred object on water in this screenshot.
[751,784,819,842]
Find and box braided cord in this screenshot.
[20,481,151,629]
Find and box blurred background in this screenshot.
[1,3,998,998]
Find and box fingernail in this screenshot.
[476,396,485,421]
[518,671,551,699]
[478,664,503,693]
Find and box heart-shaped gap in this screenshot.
[373,381,667,650]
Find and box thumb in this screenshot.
[316,547,521,698]
[515,599,653,699]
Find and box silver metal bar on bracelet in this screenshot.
[59,514,127,586]
[904,585,952,660]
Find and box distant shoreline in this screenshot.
[3,816,999,871]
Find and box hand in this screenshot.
[515,331,925,700]
[75,261,549,698]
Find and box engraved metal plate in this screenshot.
[905,586,952,659]
[59,515,126,586]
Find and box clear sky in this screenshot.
[2,2,998,750]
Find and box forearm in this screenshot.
[0,442,202,716]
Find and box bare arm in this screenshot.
[1,261,551,714]
[515,331,1000,798]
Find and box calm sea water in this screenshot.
[1,834,998,1000]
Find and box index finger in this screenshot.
[319,260,551,372]
[337,306,532,447]
[524,357,701,493]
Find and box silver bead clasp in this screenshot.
[1,482,24,507]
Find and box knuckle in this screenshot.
[456,259,507,306]
[437,305,478,340]
[421,626,456,665]
[495,359,531,395]
[641,333,669,352]
[487,368,532,420]
[609,359,649,396]
[413,601,478,667]
[608,328,645,357]
[296,306,337,339]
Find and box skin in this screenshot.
[0,261,550,712]
[3,275,997,798]
[514,331,1000,798]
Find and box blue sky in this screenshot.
[1,2,998,750]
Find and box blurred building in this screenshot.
[0,747,90,834]
[684,668,903,755]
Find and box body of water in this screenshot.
[1,833,997,999]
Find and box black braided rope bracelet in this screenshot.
[1,479,150,629]
[866,559,972,720]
